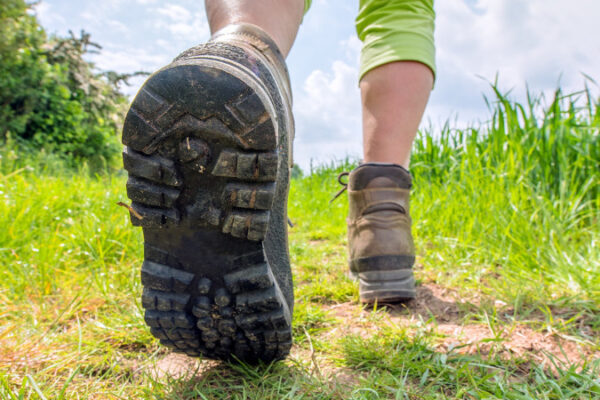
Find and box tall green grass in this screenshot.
[411,85,599,303]
[293,84,599,306]
[2,84,597,305]
[413,85,599,205]
[0,84,598,398]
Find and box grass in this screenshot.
[0,84,599,399]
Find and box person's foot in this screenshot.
[345,163,416,303]
[121,24,294,362]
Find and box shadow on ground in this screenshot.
[382,284,470,323]
[142,353,346,399]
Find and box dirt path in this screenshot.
[324,284,598,368]
[146,284,599,381]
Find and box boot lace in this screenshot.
[329,172,349,204]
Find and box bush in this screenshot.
[0,0,137,168]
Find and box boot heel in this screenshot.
[356,269,415,303]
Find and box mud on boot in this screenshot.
[121,24,294,363]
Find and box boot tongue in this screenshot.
[349,163,412,191]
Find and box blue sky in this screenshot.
[35,0,599,170]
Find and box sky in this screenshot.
[35,0,599,170]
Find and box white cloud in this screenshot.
[106,19,129,33]
[340,35,361,65]
[34,0,600,170]
[89,48,167,73]
[428,0,600,126]
[293,37,362,169]
[297,61,360,137]
[33,2,66,27]
[293,0,600,169]
[154,4,209,39]
[156,4,192,21]
[87,48,168,97]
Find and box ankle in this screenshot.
[350,163,412,190]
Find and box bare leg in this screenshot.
[205,0,305,57]
[360,61,434,168]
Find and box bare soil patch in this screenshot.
[145,353,218,380]
[323,284,600,368]
[138,284,598,382]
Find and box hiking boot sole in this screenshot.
[122,56,292,362]
[351,256,415,303]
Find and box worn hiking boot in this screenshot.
[346,163,416,303]
[121,24,294,362]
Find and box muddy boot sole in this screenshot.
[122,55,292,363]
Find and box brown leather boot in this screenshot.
[346,163,415,303]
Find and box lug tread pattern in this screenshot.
[221,210,269,241]
[212,148,277,240]
[224,263,274,294]
[212,149,278,181]
[122,47,293,362]
[123,147,182,187]
[123,96,278,238]
[122,147,184,228]
[141,260,194,293]
[173,42,286,126]
[142,289,189,311]
[140,260,292,361]
[129,202,180,228]
[122,86,186,154]
[225,183,275,211]
[127,177,180,208]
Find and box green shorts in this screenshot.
[304,0,435,81]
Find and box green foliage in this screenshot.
[407,83,599,302]
[291,163,304,179]
[411,83,600,206]
[342,329,600,399]
[0,83,598,398]
[0,0,132,168]
[289,83,600,304]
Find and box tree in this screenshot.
[0,0,137,167]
